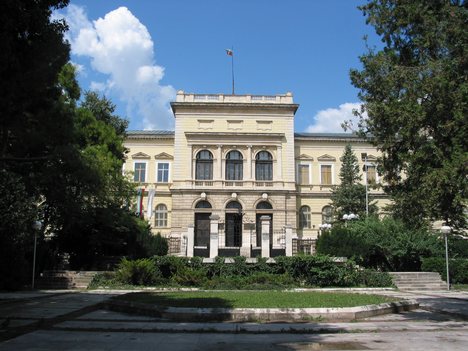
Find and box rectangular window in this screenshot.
[196,162,213,180]
[256,163,273,181]
[320,165,332,185]
[366,165,377,184]
[298,164,310,185]
[157,163,169,183]
[134,162,146,182]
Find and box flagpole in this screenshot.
[231,46,235,95]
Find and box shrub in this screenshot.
[115,258,162,285]
[153,255,189,279]
[316,226,367,259]
[172,268,208,286]
[317,218,443,271]
[421,257,468,284]
[357,269,393,287]
[135,231,168,257]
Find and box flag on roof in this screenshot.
[226,49,233,56]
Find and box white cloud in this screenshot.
[60,5,175,129]
[306,102,364,133]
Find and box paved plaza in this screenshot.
[0,289,467,350]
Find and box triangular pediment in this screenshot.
[154,152,174,160]
[131,152,150,159]
[295,154,314,160]
[317,154,336,162]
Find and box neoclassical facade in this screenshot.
[123,91,390,257]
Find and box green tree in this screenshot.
[349,0,468,230]
[0,0,71,289]
[331,144,378,219]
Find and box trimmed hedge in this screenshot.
[90,255,393,289]
[421,257,468,284]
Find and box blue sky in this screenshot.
[57,0,381,132]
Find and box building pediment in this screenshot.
[131,152,151,159]
[317,154,336,162]
[365,154,378,162]
[295,154,314,160]
[155,152,174,160]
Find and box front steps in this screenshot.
[389,272,447,291]
[35,270,99,290]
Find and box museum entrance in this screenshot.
[224,201,242,247]
[194,200,211,257]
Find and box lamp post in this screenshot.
[319,223,332,233]
[361,153,369,217]
[343,213,359,227]
[441,225,452,291]
[32,220,42,290]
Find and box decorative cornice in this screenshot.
[295,154,314,160]
[131,152,151,159]
[317,154,336,162]
[155,152,174,160]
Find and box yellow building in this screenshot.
[123,91,390,258]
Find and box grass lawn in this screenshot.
[453,284,468,291]
[115,291,396,309]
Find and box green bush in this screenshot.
[96,255,392,289]
[115,258,162,285]
[421,257,468,284]
[357,269,393,287]
[153,255,190,279]
[172,268,207,286]
[316,218,443,271]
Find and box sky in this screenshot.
[55,0,382,133]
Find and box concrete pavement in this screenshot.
[0,288,467,350]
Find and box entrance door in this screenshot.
[256,213,273,247]
[194,213,210,247]
[225,213,242,247]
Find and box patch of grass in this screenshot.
[115,291,396,308]
[453,284,468,291]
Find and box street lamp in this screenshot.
[319,223,332,231]
[441,225,452,291]
[32,220,42,290]
[361,153,369,217]
[343,213,359,227]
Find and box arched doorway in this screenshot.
[194,200,211,257]
[225,201,242,248]
[255,201,273,254]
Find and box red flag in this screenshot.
[226,49,233,56]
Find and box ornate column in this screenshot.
[276,145,282,180]
[247,145,252,180]
[216,145,223,180]
[209,215,219,258]
[285,224,293,256]
[186,225,194,257]
[261,215,271,258]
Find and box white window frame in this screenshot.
[155,203,168,228]
[156,161,171,183]
[319,163,334,185]
[133,160,148,183]
[364,163,378,184]
[296,162,312,185]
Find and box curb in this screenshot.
[103,299,419,322]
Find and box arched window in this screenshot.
[256,201,273,210]
[299,206,311,229]
[255,151,273,180]
[226,201,242,210]
[195,200,212,209]
[225,150,243,180]
[155,204,168,228]
[196,150,213,180]
[322,206,334,224]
